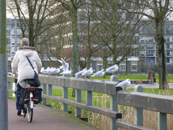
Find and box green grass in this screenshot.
[71,74,173,83]
[52,89,103,96]
[8,93,16,99]
[51,87,173,97]
[127,88,173,95]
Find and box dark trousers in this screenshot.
[16,83,24,110]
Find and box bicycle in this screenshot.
[19,79,42,122]
[22,79,35,122]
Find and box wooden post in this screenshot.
[63,86,68,112]
[86,91,92,106]
[48,84,52,96]
[43,84,47,105]
[110,75,118,130]
[75,75,81,117]
[158,112,167,130]
[134,85,143,126]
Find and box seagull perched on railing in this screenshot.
[75,68,87,76]
[106,64,118,75]
[58,58,72,77]
[50,68,60,75]
[40,67,45,74]
[81,67,93,78]
[92,69,105,80]
[116,79,131,91]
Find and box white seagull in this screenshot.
[60,70,72,76]
[50,68,60,75]
[81,67,93,78]
[106,64,118,75]
[116,79,131,91]
[40,67,45,74]
[75,68,87,76]
[43,67,51,75]
[59,65,64,70]
[58,58,72,77]
[58,58,69,72]
[92,69,105,80]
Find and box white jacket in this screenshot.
[11,46,42,88]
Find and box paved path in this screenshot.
[8,99,100,130]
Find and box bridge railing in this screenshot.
[7,75,173,130]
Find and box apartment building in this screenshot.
[7,18,23,58]
[139,21,173,64]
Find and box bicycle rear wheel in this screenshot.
[27,107,33,122]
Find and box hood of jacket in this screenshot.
[18,46,35,57]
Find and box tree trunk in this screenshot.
[155,19,167,89]
[71,7,79,97]
[87,48,92,69]
[72,7,79,77]
[103,50,106,78]
[126,56,128,75]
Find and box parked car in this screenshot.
[7,72,13,76]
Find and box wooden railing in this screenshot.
[7,75,173,130]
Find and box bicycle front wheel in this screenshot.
[27,107,33,122]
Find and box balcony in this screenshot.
[166,55,172,57]
[146,54,155,57]
[146,47,155,50]
[140,54,145,57]
[166,48,173,50]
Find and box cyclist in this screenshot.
[11,38,42,116]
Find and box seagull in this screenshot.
[60,70,72,77]
[59,65,64,70]
[92,69,105,80]
[40,67,45,74]
[58,58,69,72]
[116,79,131,91]
[50,68,60,75]
[58,58,71,77]
[106,64,118,75]
[81,67,93,78]
[75,68,87,76]
[45,67,52,75]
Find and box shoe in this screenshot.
[17,110,23,116]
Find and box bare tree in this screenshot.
[79,3,104,69]
[92,0,140,66]
[7,0,61,47]
[55,0,88,76]
[7,0,69,67]
[135,0,173,89]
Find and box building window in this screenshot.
[166,43,170,49]
[119,61,126,71]
[165,37,170,42]
[167,58,170,64]
[131,61,137,71]
[97,61,103,65]
[108,61,113,65]
[7,37,10,45]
